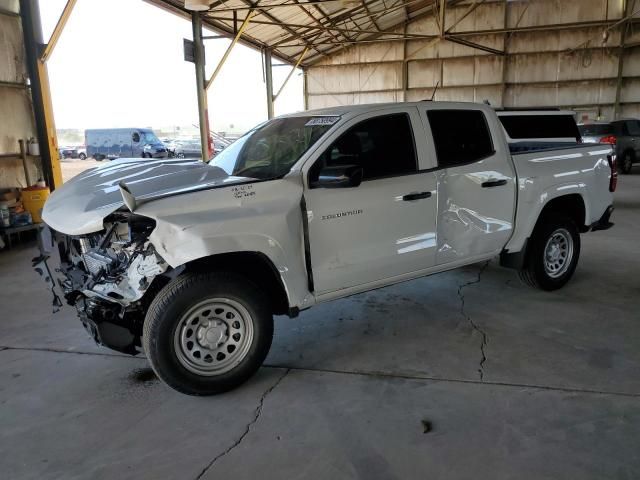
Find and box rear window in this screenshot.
[427,110,495,167]
[499,114,580,140]
[578,124,613,136]
[626,120,640,136]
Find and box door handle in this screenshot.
[481,179,508,188]
[402,191,432,201]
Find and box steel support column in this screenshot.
[192,12,211,161]
[264,48,274,119]
[20,0,62,189]
[303,67,309,110]
[273,47,308,101]
[40,0,77,62]
[500,0,509,107]
[206,10,255,91]
[614,0,630,119]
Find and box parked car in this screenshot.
[59,146,87,160]
[578,119,640,174]
[39,101,616,395]
[85,128,168,161]
[164,139,178,157]
[174,140,203,158]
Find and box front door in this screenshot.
[304,108,439,294]
[421,106,517,265]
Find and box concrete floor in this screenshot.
[1,175,639,480]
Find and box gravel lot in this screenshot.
[60,158,103,183]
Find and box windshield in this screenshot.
[578,124,613,136]
[143,132,160,144]
[210,116,337,180]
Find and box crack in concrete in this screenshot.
[263,364,640,398]
[457,262,490,382]
[194,368,291,480]
[0,346,142,360]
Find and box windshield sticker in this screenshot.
[305,116,341,127]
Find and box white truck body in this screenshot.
[38,102,616,393]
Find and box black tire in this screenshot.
[518,213,581,291]
[143,271,274,395]
[619,151,634,174]
[79,153,87,160]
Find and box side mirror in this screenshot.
[313,165,363,189]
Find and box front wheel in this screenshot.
[518,214,581,291]
[143,272,274,395]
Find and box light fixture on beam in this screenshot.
[185,0,211,11]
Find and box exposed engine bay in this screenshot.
[45,213,170,355]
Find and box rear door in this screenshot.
[303,107,439,294]
[420,106,517,265]
[624,120,640,158]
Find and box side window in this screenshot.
[427,110,494,168]
[626,120,640,136]
[498,114,580,141]
[612,122,625,136]
[132,132,140,143]
[310,113,417,183]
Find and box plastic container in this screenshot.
[21,185,50,224]
[28,138,40,156]
[0,205,9,227]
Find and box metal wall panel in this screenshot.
[307,63,402,94]
[623,46,640,76]
[306,0,639,120]
[0,1,39,186]
[0,15,25,83]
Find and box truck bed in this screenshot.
[509,141,583,154]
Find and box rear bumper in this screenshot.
[591,205,615,232]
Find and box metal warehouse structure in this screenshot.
[148,0,640,122]
[3,0,640,190]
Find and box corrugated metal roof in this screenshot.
[144,0,458,65]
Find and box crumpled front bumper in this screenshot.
[32,224,146,356]
[32,225,63,312]
[76,297,140,355]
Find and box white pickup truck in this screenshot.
[38,102,616,395]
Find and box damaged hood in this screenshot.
[43,157,249,235]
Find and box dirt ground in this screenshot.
[60,158,103,183]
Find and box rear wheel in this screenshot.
[519,214,580,291]
[620,151,634,174]
[78,153,87,160]
[143,272,273,395]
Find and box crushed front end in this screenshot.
[39,213,170,355]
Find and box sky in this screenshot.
[39,0,304,134]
